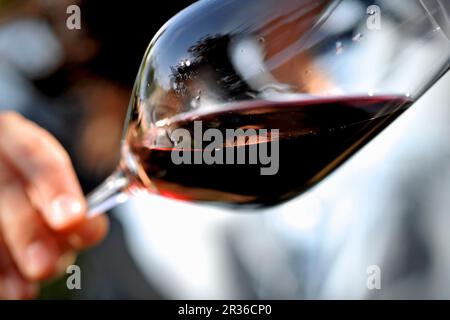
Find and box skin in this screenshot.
[0,111,108,299]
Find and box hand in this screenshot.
[0,112,108,299]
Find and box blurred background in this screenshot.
[0,0,449,299]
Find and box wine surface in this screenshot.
[126,95,411,207]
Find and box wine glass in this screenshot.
[87,0,450,216]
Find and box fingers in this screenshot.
[0,112,109,295]
[66,214,109,250]
[0,235,38,299]
[0,177,61,281]
[0,112,86,231]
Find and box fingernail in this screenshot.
[55,251,77,275]
[49,195,85,229]
[68,218,104,249]
[25,242,54,279]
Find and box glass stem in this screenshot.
[86,168,131,218]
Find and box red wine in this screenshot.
[126,95,411,207]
